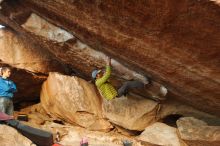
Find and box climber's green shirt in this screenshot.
[95,65,118,100]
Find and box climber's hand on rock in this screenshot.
[107,57,111,66]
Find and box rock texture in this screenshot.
[103,96,158,131]
[177,117,220,146]
[41,72,160,131]
[14,104,151,146]
[0,29,63,73]
[40,72,112,131]
[0,29,65,101]
[22,13,74,42]
[0,125,35,146]
[0,0,3,9]
[23,119,147,146]
[0,0,219,116]
[138,122,185,146]
[158,100,220,125]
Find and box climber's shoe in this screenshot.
[160,85,168,97]
[143,76,151,87]
[150,85,168,102]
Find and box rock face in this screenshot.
[40,72,112,131]
[138,122,184,146]
[103,96,158,131]
[177,117,220,146]
[14,104,151,146]
[0,29,65,101]
[0,0,3,9]
[41,72,160,131]
[158,100,220,125]
[22,13,74,42]
[0,125,35,146]
[0,29,63,73]
[20,12,151,85]
[0,0,219,116]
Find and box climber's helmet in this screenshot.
[91,69,102,79]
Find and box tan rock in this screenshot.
[2,0,220,117]
[102,96,159,131]
[40,121,144,146]
[138,122,184,146]
[114,125,141,136]
[87,119,113,132]
[0,28,66,101]
[0,29,63,73]
[177,117,220,146]
[19,103,48,115]
[40,72,110,131]
[158,100,220,124]
[0,125,36,146]
[22,13,74,42]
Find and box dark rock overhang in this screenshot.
[0,0,219,116]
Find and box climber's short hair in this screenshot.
[1,66,11,75]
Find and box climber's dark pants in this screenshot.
[117,80,145,97]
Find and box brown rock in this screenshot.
[40,72,111,131]
[158,100,220,124]
[177,117,220,146]
[0,125,35,146]
[0,28,66,101]
[19,103,48,115]
[114,124,141,136]
[102,96,159,131]
[138,122,186,146]
[2,0,219,116]
[40,121,145,146]
[22,13,74,42]
[1,0,217,116]
[0,29,63,73]
[87,119,113,132]
[0,0,3,9]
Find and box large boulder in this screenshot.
[40,72,112,131]
[138,122,186,146]
[177,117,220,146]
[102,96,159,131]
[0,125,35,146]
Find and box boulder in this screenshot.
[138,122,186,146]
[0,125,35,146]
[158,100,220,125]
[40,72,112,131]
[102,96,159,131]
[177,117,220,146]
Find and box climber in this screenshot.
[0,67,17,115]
[91,57,151,100]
